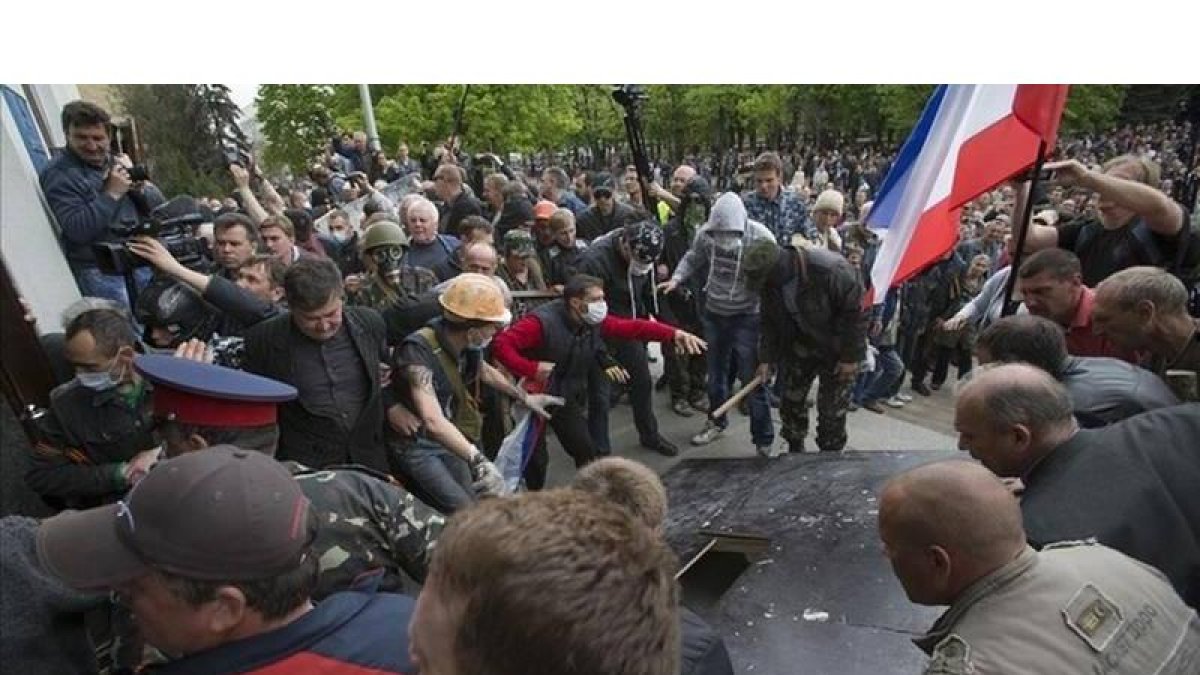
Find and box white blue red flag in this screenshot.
[865,85,1069,301]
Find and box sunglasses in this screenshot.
[594,189,613,199]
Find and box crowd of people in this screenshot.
[3,96,1200,674]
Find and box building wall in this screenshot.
[1,84,83,331]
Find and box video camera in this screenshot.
[93,195,211,276]
[611,84,648,108]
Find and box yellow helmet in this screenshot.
[439,273,512,324]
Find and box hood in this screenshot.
[704,192,748,234]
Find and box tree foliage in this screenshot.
[255,84,1193,172]
[256,84,338,176]
[1060,85,1128,133]
[115,84,248,196]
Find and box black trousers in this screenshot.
[524,402,598,490]
[590,339,659,448]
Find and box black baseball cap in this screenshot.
[37,447,315,589]
[592,173,615,197]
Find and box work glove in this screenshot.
[468,447,506,497]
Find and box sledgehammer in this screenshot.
[707,373,767,422]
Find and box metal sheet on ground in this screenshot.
[662,451,956,675]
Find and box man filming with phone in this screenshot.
[40,100,165,309]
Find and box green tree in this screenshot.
[1061,85,1128,133]
[256,84,338,175]
[115,84,248,197]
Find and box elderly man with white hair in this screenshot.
[403,197,461,271]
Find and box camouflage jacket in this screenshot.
[286,462,440,599]
[345,268,438,312]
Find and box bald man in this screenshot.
[431,243,512,307]
[955,363,1200,607]
[879,460,1200,674]
[571,458,735,675]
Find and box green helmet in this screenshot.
[362,220,409,250]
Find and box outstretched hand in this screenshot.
[523,393,565,419]
[673,330,707,355]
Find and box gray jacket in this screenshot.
[672,193,775,317]
[1061,355,1180,427]
[916,543,1200,674]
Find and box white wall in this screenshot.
[1,84,81,331]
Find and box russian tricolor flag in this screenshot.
[866,85,1069,301]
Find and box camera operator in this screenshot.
[39,100,165,308]
[128,236,282,339]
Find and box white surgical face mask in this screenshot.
[584,300,608,325]
[629,260,653,277]
[76,359,121,391]
[332,230,350,243]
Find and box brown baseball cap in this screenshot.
[37,446,315,590]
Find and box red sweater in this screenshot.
[493,313,677,380]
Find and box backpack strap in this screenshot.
[414,327,482,443]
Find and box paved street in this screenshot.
[543,351,963,675]
[544,351,962,485]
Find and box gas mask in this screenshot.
[372,246,405,286]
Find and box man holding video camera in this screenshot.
[39,100,165,309]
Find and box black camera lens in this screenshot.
[126,165,150,182]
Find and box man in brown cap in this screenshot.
[36,447,416,673]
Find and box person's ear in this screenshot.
[1135,299,1156,323]
[270,286,285,303]
[207,586,249,634]
[1011,423,1033,454]
[927,545,952,574]
[117,344,137,364]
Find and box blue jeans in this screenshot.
[862,346,905,403]
[72,265,152,310]
[702,311,773,446]
[391,437,474,514]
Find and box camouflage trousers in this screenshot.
[778,356,853,453]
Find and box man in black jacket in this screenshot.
[659,176,711,418]
[758,243,866,454]
[576,174,638,242]
[580,221,679,456]
[242,257,392,473]
[956,363,1200,608]
[975,314,1179,427]
[434,164,483,236]
[26,307,160,510]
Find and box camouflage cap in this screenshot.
[502,229,536,256]
[741,236,781,277]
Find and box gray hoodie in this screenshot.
[672,193,775,316]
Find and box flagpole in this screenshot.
[1000,139,1048,317]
